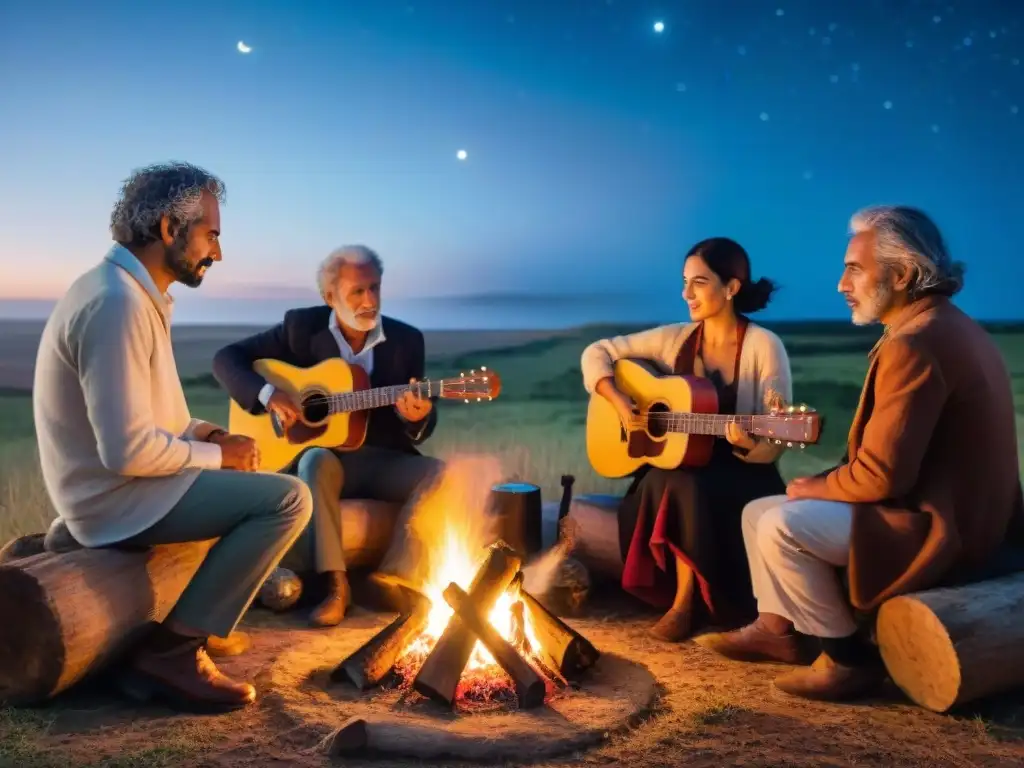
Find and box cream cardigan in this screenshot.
[580,321,793,464]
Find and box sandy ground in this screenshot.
[0,320,569,390]
[11,597,1023,768]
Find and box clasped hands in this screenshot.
[205,429,261,472]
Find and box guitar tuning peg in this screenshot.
[786,441,793,448]
[786,405,794,413]
[481,365,487,371]
[799,404,807,412]
[460,372,465,377]
[464,398,469,403]
[799,443,806,450]
[476,397,481,402]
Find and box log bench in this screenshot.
[0,498,402,706]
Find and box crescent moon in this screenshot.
[237,41,252,54]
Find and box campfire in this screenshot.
[330,458,599,710]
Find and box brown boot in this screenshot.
[695,619,808,664]
[309,571,350,627]
[773,653,885,701]
[649,608,692,643]
[122,634,256,713]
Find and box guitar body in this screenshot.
[586,359,719,478]
[228,358,370,472]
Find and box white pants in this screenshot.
[741,495,858,638]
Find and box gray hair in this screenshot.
[849,205,965,298]
[316,245,384,301]
[110,162,226,247]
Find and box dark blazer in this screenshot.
[212,306,438,454]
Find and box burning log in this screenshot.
[413,542,521,706]
[331,593,430,690]
[520,584,599,680]
[442,583,546,709]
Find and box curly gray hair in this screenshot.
[316,245,384,301]
[849,205,965,298]
[110,162,226,247]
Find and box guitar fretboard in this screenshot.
[643,412,792,437]
[327,380,435,414]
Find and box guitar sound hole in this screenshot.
[301,391,329,424]
[646,401,670,439]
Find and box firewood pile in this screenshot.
[330,541,599,709]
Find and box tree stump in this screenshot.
[876,572,1024,712]
[0,539,214,705]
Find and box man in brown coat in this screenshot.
[699,205,1024,701]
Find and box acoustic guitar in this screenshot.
[586,358,822,478]
[228,358,501,472]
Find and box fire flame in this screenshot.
[390,455,550,672]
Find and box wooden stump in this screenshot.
[876,572,1024,712]
[0,540,214,705]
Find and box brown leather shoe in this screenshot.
[695,620,808,664]
[310,571,350,627]
[121,638,256,713]
[206,631,252,657]
[649,608,693,643]
[773,653,885,701]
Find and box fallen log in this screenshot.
[318,715,511,761]
[412,541,521,706]
[442,583,546,709]
[0,539,214,705]
[876,571,1024,713]
[330,594,431,690]
[520,583,599,680]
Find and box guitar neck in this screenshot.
[327,380,437,414]
[658,412,777,437]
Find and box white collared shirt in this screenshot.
[257,310,387,406]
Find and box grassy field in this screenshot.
[2,320,1023,542]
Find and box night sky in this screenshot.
[0,0,1021,323]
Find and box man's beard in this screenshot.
[335,300,379,332]
[850,280,893,326]
[164,232,213,288]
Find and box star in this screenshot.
[829,74,839,83]
[759,112,770,122]
[1012,105,1020,116]
[802,170,814,181]
[883,100,893,110]
[236,41,252,54]
[931,124,941,133]
[456,149,468,161]
[653,21,665,34]
[675,82,687,92]
[776,8,785,17]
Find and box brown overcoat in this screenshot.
[817,296,1024,611]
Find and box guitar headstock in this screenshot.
[751,404,824,449]
[440,367,502,402]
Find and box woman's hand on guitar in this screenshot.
[267,391,301,429]
[596,379,638,432]
[219,435,261,472]
[725,421,757,450]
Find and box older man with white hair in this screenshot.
[213,245,442,627]
[699,205,1024,701]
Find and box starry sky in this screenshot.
[0,0,1021,325]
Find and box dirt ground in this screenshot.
[4,597,1023,768]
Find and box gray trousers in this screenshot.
[741,495,857,638]
[290,446,443,576]
[122,470,313,638]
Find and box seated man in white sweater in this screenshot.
[32,162,313,714]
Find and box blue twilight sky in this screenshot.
[0,0,1021,325]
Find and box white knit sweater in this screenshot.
[33,245,222,547]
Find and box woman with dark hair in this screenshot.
[580,237,792,642]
